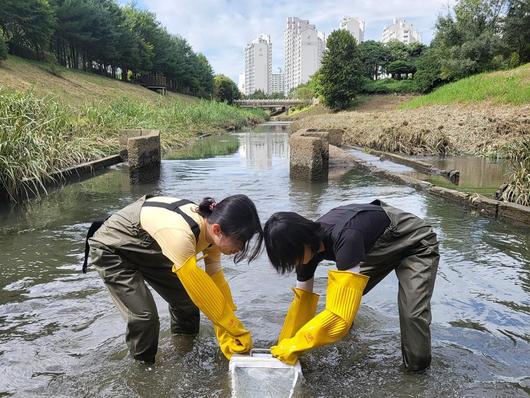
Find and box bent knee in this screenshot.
[128,312,159,328]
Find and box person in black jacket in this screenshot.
[264,200,439,371]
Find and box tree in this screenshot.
[317,29,363,110]
[385,40,409,63]
[213,74,240,103]
[414,47,443,92]
[192,53,214,98]
[358,40,387,80]
[269,92,285,99]
[387,60,417,79]
[289,80,316,100]
[1,0,217,98]
[247,89,267,99]
[0,0,55,59]
[431,0,507,81]
[503,0,530,63]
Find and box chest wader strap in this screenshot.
[142,199,200,242]
[83,217,110,273]
[83,199,200,273]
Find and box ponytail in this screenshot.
[197,197,217,217]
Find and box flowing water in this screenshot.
[0,126,529,397]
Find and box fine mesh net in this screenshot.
[231,366,300,398]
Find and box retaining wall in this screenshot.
[330,145,530,226]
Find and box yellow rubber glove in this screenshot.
[271,270,369,365]
[210,270,252,359]
[210,270,237,311]
[278,288,320,342]
[173,257,251,348]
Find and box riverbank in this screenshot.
[292,101,529,156]
[0,56,267,201]
[290,64,530,156]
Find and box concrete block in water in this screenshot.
[118,129,161,184]
[289,129,329,181]
[468,195,498,217]
[127,131,161,170]
[119,129,160,161]
[306,128,343,147]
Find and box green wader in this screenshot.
[88,196,200,363]
[360,200,439,371]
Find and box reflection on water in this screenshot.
[422,155,511,189]
[164,134,240,160]
[351,149,513,196]
[0,126,529,397]
[238,131,289,169]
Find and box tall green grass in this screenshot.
[0,87,266,201]
[401,63,530,109]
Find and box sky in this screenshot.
[123,0,456,82]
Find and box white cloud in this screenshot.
[140,0,456,82]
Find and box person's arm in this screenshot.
[272,270,369,365]
[333,227,366,273]
[173,256,252,358]
[148,227,251,358]
[296,277,314,293]
[276,257,320,342]
[203,246,222,276]
[271,229,369,365]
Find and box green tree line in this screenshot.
[0,0,214,97]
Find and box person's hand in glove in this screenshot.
[210,269,252,358]
[271,270,369,365]
[173,256,253,359]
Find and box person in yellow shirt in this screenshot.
[85,194,263,363]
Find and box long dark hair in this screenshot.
[197,194,263,263]
[264,212,324,274]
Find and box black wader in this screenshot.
[87,196,200,363]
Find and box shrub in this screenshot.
[361,78,421,94]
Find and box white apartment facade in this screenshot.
[270,68,284,94]
[244,34,272,95]
[237,73,245,94]
[381,18,421,44]
[340,17,365,43]
[284,17,325,95]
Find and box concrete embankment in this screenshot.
[287,125,530,226]
[328,145,530,226]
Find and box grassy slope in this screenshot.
[402,63,530,109]
[0,55,198,107]
[0,56,266,200]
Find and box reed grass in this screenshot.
[0,87,266,201]
[499,137,530,206]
